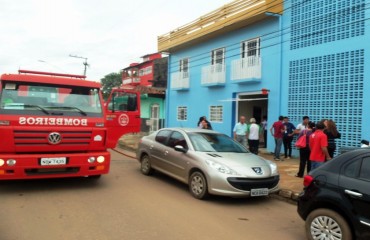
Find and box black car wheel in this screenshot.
[189,172,209,200]
[140,155,154,175]
[306,208,352,240]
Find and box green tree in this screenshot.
[100,72,122,100]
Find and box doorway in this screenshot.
[150,104,160,132]
[235,92,268,147]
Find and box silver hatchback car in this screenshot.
[136,128,280,199]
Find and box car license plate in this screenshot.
[251,188,269,197]
[40,157,67,166]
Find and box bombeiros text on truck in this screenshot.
[0,70,140,180]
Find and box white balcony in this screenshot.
[201,64,225,86]
[171,71,189,90]
[122,77,141,85]
[231,56,261,82]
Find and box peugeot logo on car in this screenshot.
[252,167,263,175]
[48,132,62,145]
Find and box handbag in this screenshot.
[295,131,307,148]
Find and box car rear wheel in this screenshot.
[189,172,209,200]
[306,208,352,240]
[140,155,154,175]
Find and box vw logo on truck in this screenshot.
[48,132,62,145]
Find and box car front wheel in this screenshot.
[189,172,209,200]
[140,155,154,175]
[305,208,352,240]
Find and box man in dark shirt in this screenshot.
[283,116,296,159]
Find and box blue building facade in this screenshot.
[159,0,369,153]
[281,0,369,152]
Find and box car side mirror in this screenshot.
[174,145,187,153]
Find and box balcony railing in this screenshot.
[201,64,225,86]
[122,77,141,85]
[171,71,189,90]
[231,56,261,82]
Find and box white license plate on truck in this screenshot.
[251,188,269,197]
[40,157,67,166]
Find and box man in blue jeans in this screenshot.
[270,116,285,161]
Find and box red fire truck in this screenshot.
[0,70,140,180]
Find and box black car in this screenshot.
[297,149,370,240]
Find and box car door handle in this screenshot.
[164,150,169,156]
[345,189,363,198]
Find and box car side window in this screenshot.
[168,131,188,149]
[343,158,361,178]
[360,157,370,181]
[155,130,172,146]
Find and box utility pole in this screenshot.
[69,54,89,76]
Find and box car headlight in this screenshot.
[267,161,278,175]
[205,160,239,175]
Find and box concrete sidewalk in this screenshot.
[117,134,304,202]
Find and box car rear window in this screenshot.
[155,130,172,145]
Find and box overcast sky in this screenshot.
[0,0,232,81]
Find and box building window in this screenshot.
[179,58,189,78]
[139,66,152,76]
[211,48,225,65]
[242,38,260,58]
[177,106,187,121]
[209,106,223,122]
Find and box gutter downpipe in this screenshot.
[165,53,171,127]
[265,12,283,116]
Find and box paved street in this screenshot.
[0,150,305,240]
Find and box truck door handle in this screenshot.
[345,189,363,198]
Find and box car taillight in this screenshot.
[303,175,314,187]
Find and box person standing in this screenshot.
[323,119,341,158]
[295,121,315,178]
[261,116,268,148]
[233,116,248,148]
[200,120,212,130]
[270,116,285,161]
[247,118,260,155]
[309,121,332,170]
[283,116,296,159]
[197,116,212,129]
[295,116,310,134]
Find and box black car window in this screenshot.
[168,131,188,149]
[343,158,361,178]
[360,157,370,181]
[155,130,172,146]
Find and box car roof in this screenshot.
[158,127,222,134]
[319,148,370,172]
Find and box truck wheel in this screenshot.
[189,171,209,200]
[140,155,154,175]
[306,208,352,240]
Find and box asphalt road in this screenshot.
[0,150,305,240]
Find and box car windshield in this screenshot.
[188,132,248,153]
[0,81,102,117]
